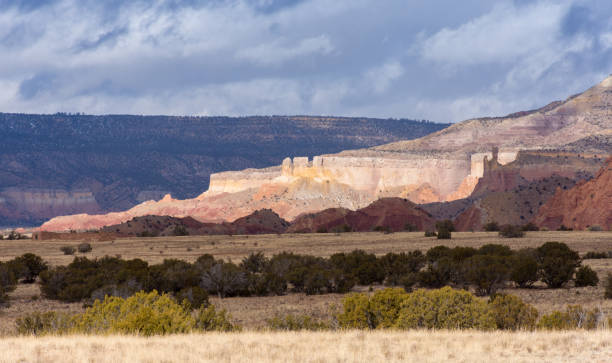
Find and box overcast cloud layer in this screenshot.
[1,0,611,123]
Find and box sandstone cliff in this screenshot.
[533,158,612,231]
[1,114,444,227]
[40,76,612,232]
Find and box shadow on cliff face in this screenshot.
[422,151,607,232]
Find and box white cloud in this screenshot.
[364,60,405,94]
[0,0,611,122]
[421,2,570,66]
[236,35,334,65]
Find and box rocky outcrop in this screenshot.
[450,151,599,231]
[40,76,612,231]
[288,198,435,233]
[100,209,290,236]
[533,158,612,231]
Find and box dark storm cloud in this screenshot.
[0,0,611,122]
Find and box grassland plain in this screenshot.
[1,331,611,363]
[1,231,611,265]
[0,231,611,332]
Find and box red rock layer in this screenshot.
[533,158,612,231]
[289,197,435,233]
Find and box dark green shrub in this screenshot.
[303,267,332,295]
[425,245,452,262]
[77,243,92,253]
[509,251,539,288]
[574,266,599,287]
[483,221,500,231]
[60,246,75,255]
[557,225,573,231]
[39,257,151,302]
[463,255,510,296]
[176,286,209,309]
[90,281,143,302]
[587,225,603,231]
[449,247,477,262]
[435,220,455,232]
[400,272,419,291]
[12,253,48,283]
[536,242,580,288]
[478,244,513,256]
[193,254,217,272]
[436,228,451,239]
[499,225,524,238]
[330,250,384,285]
[417,258,454,288]
[148,259,200,294]
[200,262,249,298]
[0,263,17,306]
[488,294,538,331]
[604,273,612,299]
[252,272,288,296]
[379,251,425,286]
[424,230,437,237]
[240,252,268,273]
[267,314,330,331]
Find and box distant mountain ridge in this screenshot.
[0,113,447,227]
[40,75,612,232]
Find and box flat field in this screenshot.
[1,231,611,265]
[1,231,611,332]
[1,331,612,363]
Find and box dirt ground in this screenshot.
[1,231,611,333]
[1,231,611,265]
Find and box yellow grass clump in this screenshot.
[1,330,612,363]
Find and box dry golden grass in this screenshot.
[0,283,83,336]
[2,231,611,265]
[1,330,612,363]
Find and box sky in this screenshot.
[0,0,611,123]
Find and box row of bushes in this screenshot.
[16,290,236,336]
[17,287,611,335]
[38,250,431,303]
[60,243,92,255]
[37,242,598,306]
[406,242,596,295]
